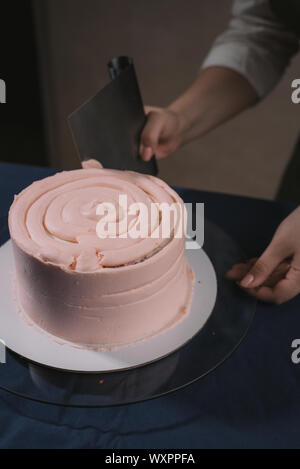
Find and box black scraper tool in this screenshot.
[68,56,157,175]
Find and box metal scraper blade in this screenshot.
[68,56,158,175]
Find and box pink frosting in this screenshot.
[9,168,194,347]
[81,159,103,170]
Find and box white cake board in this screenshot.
[0,240,217,373]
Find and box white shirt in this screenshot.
[202,0,299,98]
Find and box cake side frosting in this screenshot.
[9,168,194,347]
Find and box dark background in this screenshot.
[0,1,47,166]
[0,0,299,201]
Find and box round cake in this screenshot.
[8,167,194,348]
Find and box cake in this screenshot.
[8,167,194,348]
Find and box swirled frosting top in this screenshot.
[9,168,185,272]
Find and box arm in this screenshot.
[140,67,257,161]
[140,0,299,161]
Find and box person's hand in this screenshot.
[226,207,300,304]
[140,106,185,161]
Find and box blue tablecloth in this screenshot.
[1,162,300,449]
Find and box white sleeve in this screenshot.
[202,0,299,98]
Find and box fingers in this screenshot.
[239,238,289,289]
[226,259,291,288]
[226,207,300,305]
[139,145,154,162]
[261,260,291,288]
[260,255,300,304]
[226,259,257,281]
[140,111,165,161]
[144,105,159,115]
[246,265,300,304]
[234,258,299,304]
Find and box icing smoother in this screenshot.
[8,168,194,347]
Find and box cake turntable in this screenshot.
[0,219,256,407]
